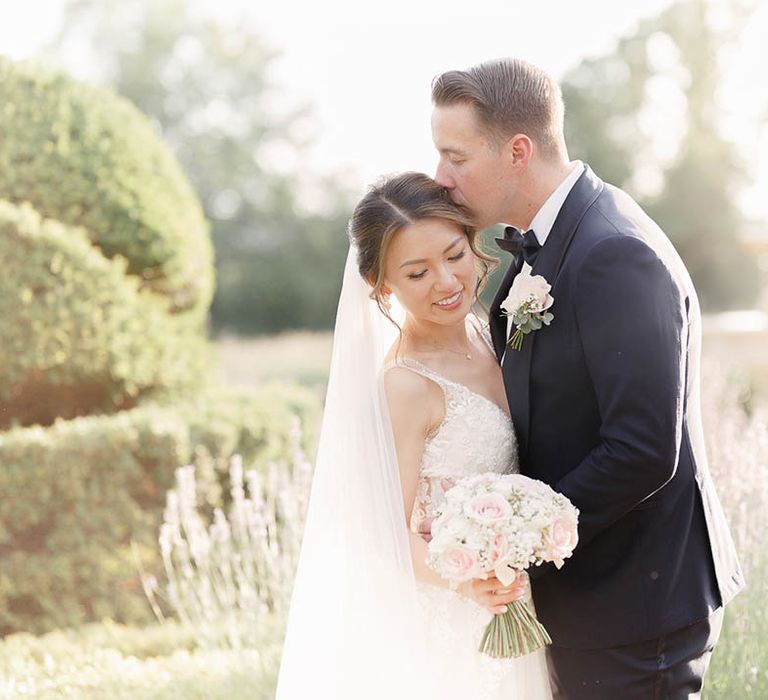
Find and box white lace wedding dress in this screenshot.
[384,317,553,700]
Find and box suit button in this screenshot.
[650,571,659,580]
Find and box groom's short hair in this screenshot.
[432,58,566,160]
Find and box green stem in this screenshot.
[508,328,524,351]
[478,599,552,659]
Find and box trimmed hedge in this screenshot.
[0,199,210,428]
[0,56,213,314]
[0,383,320,635]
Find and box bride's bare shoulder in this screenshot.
[382,362,444,436]
[382,363,430,403]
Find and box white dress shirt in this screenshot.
[505,160,585,342]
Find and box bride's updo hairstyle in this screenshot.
[348,172,497,325]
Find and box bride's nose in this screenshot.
[433,264,458,292]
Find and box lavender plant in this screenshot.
[146,418,313,651]
[702,362,768,698]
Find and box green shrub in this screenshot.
[0,56,213,315]
[0,199,211,428]
[0,384,319,636]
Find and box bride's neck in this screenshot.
[401,315,471,355]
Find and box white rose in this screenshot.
[501,273,554,315]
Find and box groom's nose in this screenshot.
[434,161,455,190]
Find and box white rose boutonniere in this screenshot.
[500,273,554,351]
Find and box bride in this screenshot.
[275,172,552,699]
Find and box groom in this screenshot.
[430,58,744,699]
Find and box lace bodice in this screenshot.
[384,317,519,532]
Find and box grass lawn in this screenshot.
[0,620,281,700]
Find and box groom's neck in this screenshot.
[507,158,574,230]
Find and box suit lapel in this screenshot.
[489,254,523,361]
[505,165,604,458]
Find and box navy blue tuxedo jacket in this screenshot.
[489,165,744,649]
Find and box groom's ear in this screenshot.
[505,133,533,170]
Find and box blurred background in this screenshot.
[6,0,768,336]
[0,1,766,698]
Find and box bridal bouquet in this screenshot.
[427,472,579,658]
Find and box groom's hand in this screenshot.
[459,572,530,615]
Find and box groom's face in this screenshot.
[432,103,514,230]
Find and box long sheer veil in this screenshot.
[275,244,446,699]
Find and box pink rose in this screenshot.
[542,517,578,568]
[439,545,483,582]
[465,492,512,525]
[488,533,509,566]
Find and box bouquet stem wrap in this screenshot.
[478,599,552,658]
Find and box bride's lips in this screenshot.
[433,289,464,311]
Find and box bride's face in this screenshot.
[382,218,476,325]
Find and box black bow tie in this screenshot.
[495,226,542,267]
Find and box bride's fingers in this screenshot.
[474,576,503,593]
[488,588,519,604]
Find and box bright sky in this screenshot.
[2,0,767,220]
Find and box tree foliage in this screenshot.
[562,0,761,310]
[52,0,352,334]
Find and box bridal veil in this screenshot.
[275,244,451,699]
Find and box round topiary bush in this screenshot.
[0,199,210,428]
[0,55,214,315]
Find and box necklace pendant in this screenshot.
[466,353,472,360]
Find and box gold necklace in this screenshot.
[439,345,473,360]
[419,338,474,360]
[403,328,474,360]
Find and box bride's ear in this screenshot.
[365,272,391,297]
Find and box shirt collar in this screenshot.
[528,160,584,247]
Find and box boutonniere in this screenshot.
[500,273,554,351]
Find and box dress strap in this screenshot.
[467,313,496,356]
[382,357,450,388]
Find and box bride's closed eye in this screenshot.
[406,250,467,281]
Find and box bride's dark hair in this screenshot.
[348,172,497,326]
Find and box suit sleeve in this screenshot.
[554,234,688,550]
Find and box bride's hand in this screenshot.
[416,516,434,543]
[457,571,530,615]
